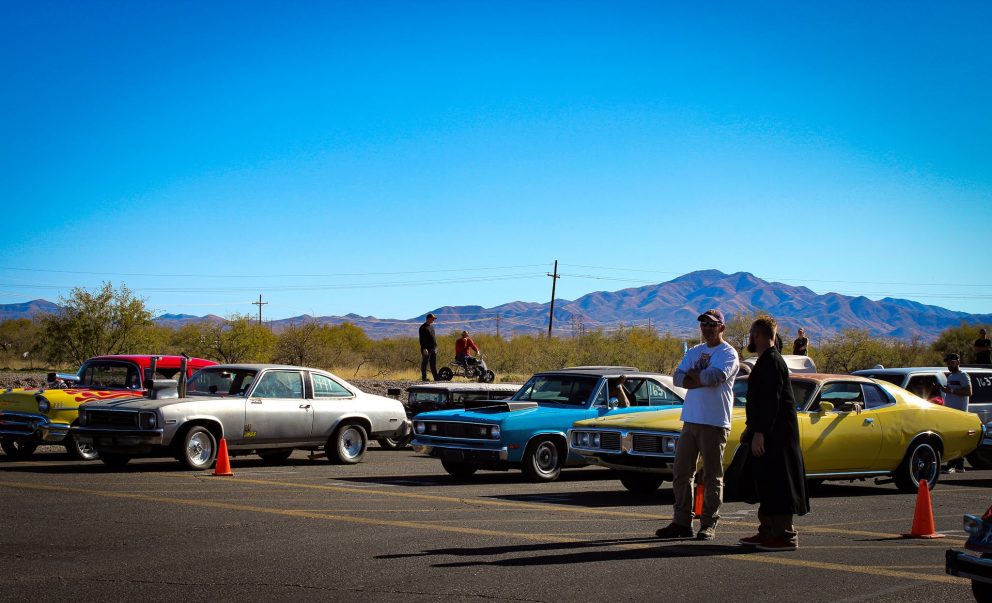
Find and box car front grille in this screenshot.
[422,421,493,439]
[631,434,668,454]
[87,411,139,429]
[597,432,622,451]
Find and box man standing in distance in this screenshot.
[941,352,972,473]
[656,309,739,541]
[739,315,809,552]
[419,313,439,382]
[975,329,991,365]
[792,328,809,356]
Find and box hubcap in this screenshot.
[911,444,937,485]
[342,427,363,458]
[187,432,214,467]
[535,442,558,474]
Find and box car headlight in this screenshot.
[35,395,50,413]
[78,410,88,426]
[489,425,500,439]
[414,421,425,434]
[577,432,589,446]
[139,412,158,430]
[664,436,678,453]
[591,433,600,447]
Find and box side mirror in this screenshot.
[818,401,835,413]
[608,397,620,409]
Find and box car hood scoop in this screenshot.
[463,399,538,412]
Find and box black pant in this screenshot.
[421,348,438,381]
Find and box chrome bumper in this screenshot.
[73,427,165,448]
[946,549,992,583]
[411,438,508,462]
[0,411,71,442]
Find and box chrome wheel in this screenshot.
[178,427,217,470]
[522,438,562,482]
[895,440,940,493]
[327,423,367,465]
[65,433,99,461]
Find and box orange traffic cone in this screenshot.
[213,438,233,477]
[693,483,705,518]
[901,479,943,538]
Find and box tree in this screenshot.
[0,318,43,367]
[931,322,991,364]
[41,282,152,366]
[199,314,276,363]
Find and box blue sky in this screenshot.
[2,1,990,322]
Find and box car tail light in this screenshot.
[982,505,992,522]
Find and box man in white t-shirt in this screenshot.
[941,352,972,473]
[656,309,740,541]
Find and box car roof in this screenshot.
[87,355,216,367]
[536,366,642,378]
[741,373,876,384]
[407,383,522,392]
[201,363,322,372]
[852,367,945,375]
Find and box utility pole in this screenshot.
[252,294,268,325]
[496,312,501,339]
[547,259,560,338]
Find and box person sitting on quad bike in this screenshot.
[455,331,480,367]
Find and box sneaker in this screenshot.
[941,467,956,474]
[756,538,798,552]
[696,525,717,541]
[739,534,763,547]
[655,522,694,539]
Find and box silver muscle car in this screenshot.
[72,364,411,470]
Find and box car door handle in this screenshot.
[863,418,874,425]
[299,404,311,409]
[250,398,262,405]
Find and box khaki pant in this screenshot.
[758,511,797,544]
[672,422,729,527]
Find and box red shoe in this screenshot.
[756,538,798,552]
[739,534,763,547]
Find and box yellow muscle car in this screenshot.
[569,374,984,494]
[0,355,215,460]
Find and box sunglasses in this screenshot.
[700,321,722,327]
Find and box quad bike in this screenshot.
[437,354,495,383]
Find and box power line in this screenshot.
[0,263,548,279]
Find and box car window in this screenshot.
[790,380,816,409]
[857,373,904,387]
[643,379,682,406]
[966,372,992,404]
[252,371,305,399]
[862,383,891,409]
[79,363,141,389]
[312,373,352,398]
[810,382,864,412]
[593,382,608,407]
[188,368,257,396]
[513,375,598,406]
[906,375,941,401]
[732,379,748,407]
[410,391,446,405]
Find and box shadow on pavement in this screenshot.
[378,536,756,568]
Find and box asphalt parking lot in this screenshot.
[0,445,987,602]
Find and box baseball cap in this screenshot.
[426,313,437,319]
[944,353,959,362]
[697,309,724,324]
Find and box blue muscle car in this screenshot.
[410,366,686,481]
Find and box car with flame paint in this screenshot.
[410,367,686,481]
[72,364,411,470]
[568,373,984,494]
[0,355,215,460]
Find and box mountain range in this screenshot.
[5,270,990,341]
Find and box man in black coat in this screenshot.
[739,315,809,552]
[419,313,439,382]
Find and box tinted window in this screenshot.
[862,384,891,409]
[790,380,816,409]
[906,375,941,401]
[513,376,599,406]
[966,372,992,404]
[312,374,352,398]
[251,371,304,399]
[858,373,904,387]
[79,363,141,389]
[188,368,257,396]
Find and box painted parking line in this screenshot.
[0,479,963,586]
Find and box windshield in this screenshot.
[512,375,599,406]
[857,373,903,386]
[188,367,257,397]
[732,378,816,408]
